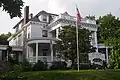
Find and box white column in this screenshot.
[26,46,29,59]
[29,46,33,62]
[56,29,59,39]
[50,40,53,62]
[106,47,109,63]
[0,50,2,60]
[36,43,38,62]
[94,31,98,52]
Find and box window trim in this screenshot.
[42,30,48,37]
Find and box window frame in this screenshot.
[42,30,48,37]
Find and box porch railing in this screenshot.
[28,56,59,63]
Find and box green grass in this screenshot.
[2,70,120,80]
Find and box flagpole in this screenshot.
[76,19,80,72]
[75,4,80,72]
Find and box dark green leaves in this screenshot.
[0,0,24,18]
[56,26,95,67]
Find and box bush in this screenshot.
[20,59,32,72]
[108,61,115,69]
[50,61,67,70]
[11,64,22,72]
[32,60,47,71]
[1,75,26,80]
[74,63,90,70]
[90,63,104,69]
[0,72,27,80]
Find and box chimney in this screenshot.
[24,6,29,24]
[23,6,29,60]
[29,13,33,19]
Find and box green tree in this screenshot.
[85,15,96,20]
[56,26,95,68]
[0,32,12,45]
[0,0,24,18]
[99,13,120,69]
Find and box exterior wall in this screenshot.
[30,23,53,39]
[9,31,24,46]
[31,23,43,38]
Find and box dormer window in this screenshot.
[42,30,48,37]
[43,15,47,21]
[42,15,47,22]
[39,14,48,22]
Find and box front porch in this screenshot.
[27,42,58,63]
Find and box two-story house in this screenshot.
[7,6,108,64]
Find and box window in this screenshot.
[42,30,48,37]
[28,32,30,38]
[43,52,47,56]
[42,15,47,22]
[42,49,48,56]
[18,34,22,46]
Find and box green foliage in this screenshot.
[99,14,120,46]
[0,32,12,45]
[56,26,95,68]
[0,0,24,18]
[20,59,32,72]
[0,71,26,80]
[50,61,67,70]
[4,56,19,72]
[1,70,120,80]
[11,64,22,72]
[109,49,120,69]
[98,13,120,69]
[85,15,96,20]
[32,60,47,71]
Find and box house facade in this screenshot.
[7,7,109,64]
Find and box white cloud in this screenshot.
[48,0,66,14]
[0,0,120,33]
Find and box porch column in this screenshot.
[56,28,59,39]
[106,47,109,63]
[50,40,53,62]
[94,31,98,52]
[36,42,38,62]
[26,46,29,59]
[0,50,2,60]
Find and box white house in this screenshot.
[7,6,109,64]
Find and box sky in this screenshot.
[0,0,120,34]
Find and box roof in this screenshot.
[13,10,58,29]
[13,19,24,29]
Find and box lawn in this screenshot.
[1,70,120,80]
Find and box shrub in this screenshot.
[73,63,91,70]
[32,60,47,71]
[1,75,26,80]
[50,61,67,70]
[90,63,104,69]
[11,64,22,72]
[20,59,32,72]
[0,71,27,80]
[108,61,115,69]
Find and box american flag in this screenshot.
[76,7,82,25]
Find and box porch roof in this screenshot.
[0,45,23,51]
[27,37,60,44]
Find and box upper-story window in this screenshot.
[42,15,47,22]
[16,27,19,32]
[42,30,48,37]
[28,32,30,38]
